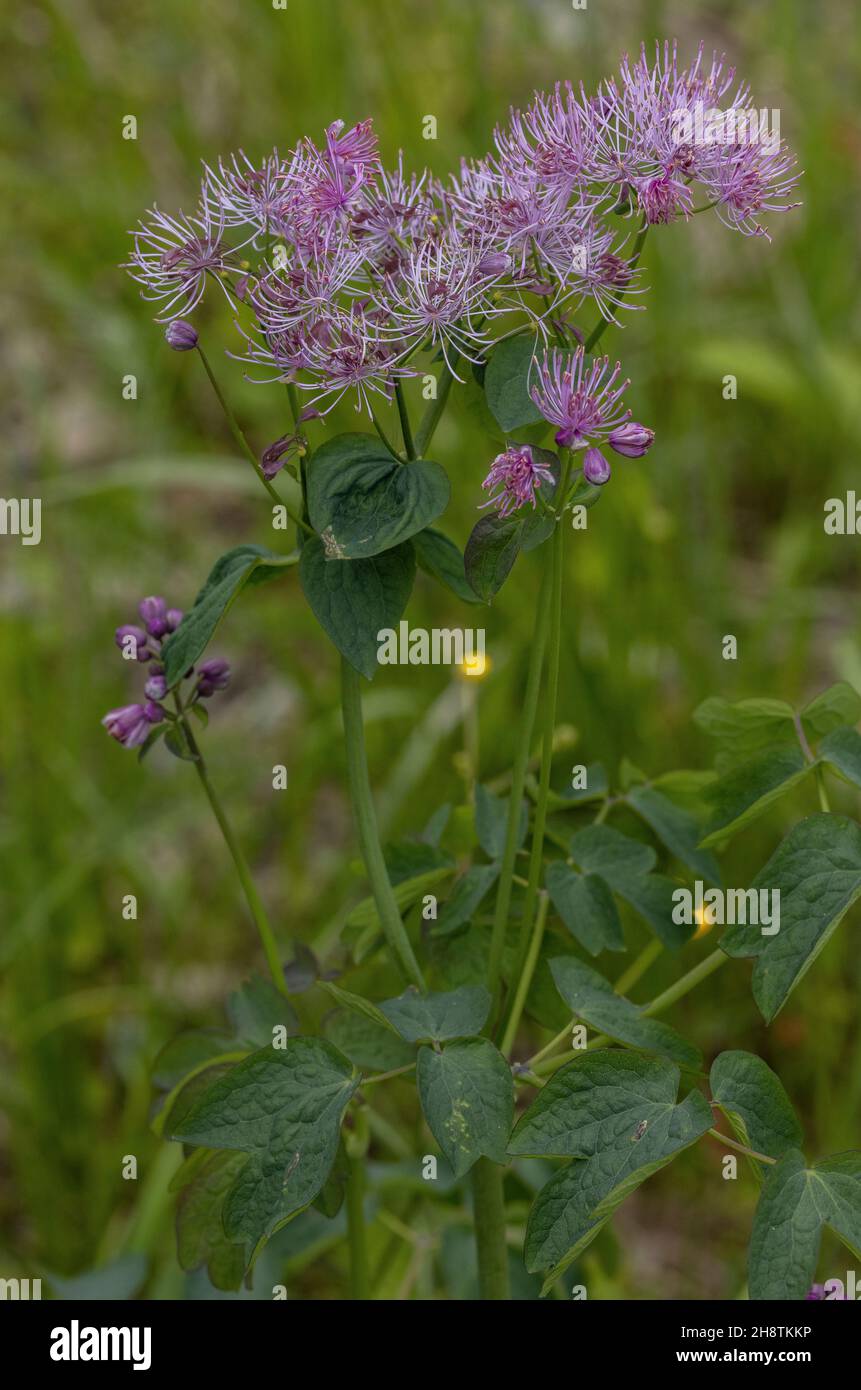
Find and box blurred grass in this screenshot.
[1,0,860,1297]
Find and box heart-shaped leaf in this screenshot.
[549,958,701,1067]
[749,1150,861,1299]
[299,535,415,679]
[484,335,544,432]
[306,433,449,560]
[417,1038,514,1177]
[379,984,491,1042]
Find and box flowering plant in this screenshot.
[106,42,861,1301]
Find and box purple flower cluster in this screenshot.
[124,43,799,418]
[103,597,230,750]
[480,446,555,518]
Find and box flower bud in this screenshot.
[101,703,152,749]
[166,608,184,631]
[165,319,198,351]
[115,624,151,661]
[144,672,167,701]
[608,422,655,457]
[583,446,611,485]
[139,595,169,637]
[196,658,231,697]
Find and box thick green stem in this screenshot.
[487,554,555,1011]
[346,1154,370,1299]
[471,1158,510,1300]
[500,456,573,1038]
[641,947,728,1017]
[340,658,426,990]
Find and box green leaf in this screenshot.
[801,682,861,739]
[299,535,415,680]
[614,872,694,951]
[151,1031,236,1090]
[568,824,657,884]
[306,434,449,560]
[313,1139,350,1219]
[176,1150,249,1291]
[432,862,500,937]
[417,1038,514,1177]
[709,1051,803,1165]
[412,527,482,605]
[483,335,544,432]
[137,724,167,762]
[164,723,197,761]
[474,783,528,859]
[322,1009,416,1073]
[317,980,399,1035]
[162,544,292,689]
[627,785,721,883]
[549,958,701,1068]
[550,763,609,807]
[545,864,625,956]
[190,701,209,728]
[226,975,299,1048]
[171,1038,359,1246]
[379,984,491,1042]
[693,695,797,773]
[749,1150,861,1300]
[721,813,861,1022]
[699,747,811,848]
[464,514,524,603]
[346,866,453,930]
[511,1051,712,1281]
[820,725,861,789]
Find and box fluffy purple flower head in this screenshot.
[530,347,634,450]
[102,702,162,750]
[196,658,231,698]
[480,445,555,518]
[124,204,240,322]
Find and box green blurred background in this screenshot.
[2,0,860,1299]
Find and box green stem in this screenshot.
[346,1154,370,1299]
[178,708,310,1024]
[641,947,728,1017]
[707,1128,776,1166]
[370,408,405,463]
[414,357,458,457]
[340,658,426,990]
[501,893,549,1055]
[500,454,573,1038]
[613,938,664,996]
[395,381,416,459]
[195,343,312,533]
[815,767,832,813]
[487,553,555,1011]
[471,1158,511,1300]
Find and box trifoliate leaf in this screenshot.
[417,1038,514,1177]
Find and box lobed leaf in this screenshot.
[417,1037,514,1177]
